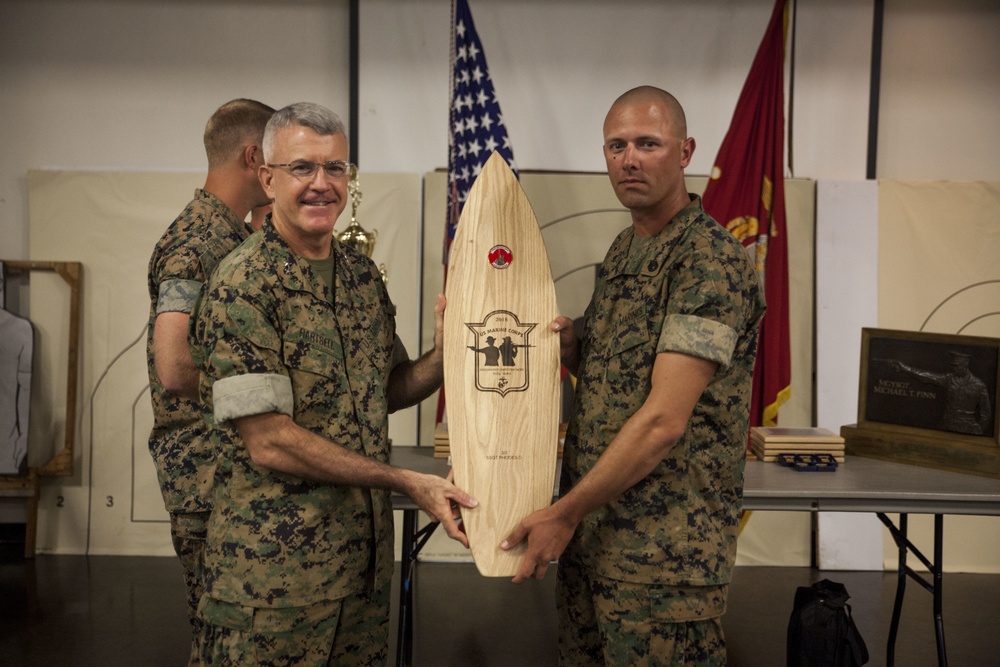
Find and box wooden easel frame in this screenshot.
[1,260,82,477]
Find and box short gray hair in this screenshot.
[263,102,347,161]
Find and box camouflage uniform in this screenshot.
[146,188,254,655]
[191,219,400,665]
[558,195,765,666]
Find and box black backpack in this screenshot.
[787,578,869,667]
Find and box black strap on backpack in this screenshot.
[787,578,870,667]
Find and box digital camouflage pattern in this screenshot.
[146,188,253,513]
[557,551,727,666]
[146,189,252,658]
[197,582,390,666]
[191,219,397,610]
[561,195,765,592]
[172,509,210,661]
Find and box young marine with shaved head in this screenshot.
[504,86,766,666]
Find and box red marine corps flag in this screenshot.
[438,0,519,425]
[702,0,791,433]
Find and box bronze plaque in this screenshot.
[846,328,1000,479]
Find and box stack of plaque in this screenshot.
[434,422,451,459]
[750,427,846,463]
[433,422,567,459]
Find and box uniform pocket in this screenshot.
[650,584,727,622]
[283,335,344,381]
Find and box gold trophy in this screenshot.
[337,164,387,282]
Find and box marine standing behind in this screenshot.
[146,98,275,666]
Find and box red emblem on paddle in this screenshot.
[488,245,513,269]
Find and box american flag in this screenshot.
[446,0,518,263]
[439,0,518,425]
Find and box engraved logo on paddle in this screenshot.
[488,245,513,269]
[466,310,536,397]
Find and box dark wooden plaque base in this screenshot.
[841,423,1000,480]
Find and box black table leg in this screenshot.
[883,512,908,667]
[396,509,416,667]
[878,512,949,667]
[395,511,441,667]
[933,514,947,667]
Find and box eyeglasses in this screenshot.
[267,160,354,180]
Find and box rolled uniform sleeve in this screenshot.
[213,374,293,423]
[156,278,202,315]
[659,314,738,367]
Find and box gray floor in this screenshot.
[2,551,998,666]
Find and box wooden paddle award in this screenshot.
[443,152,561,577]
